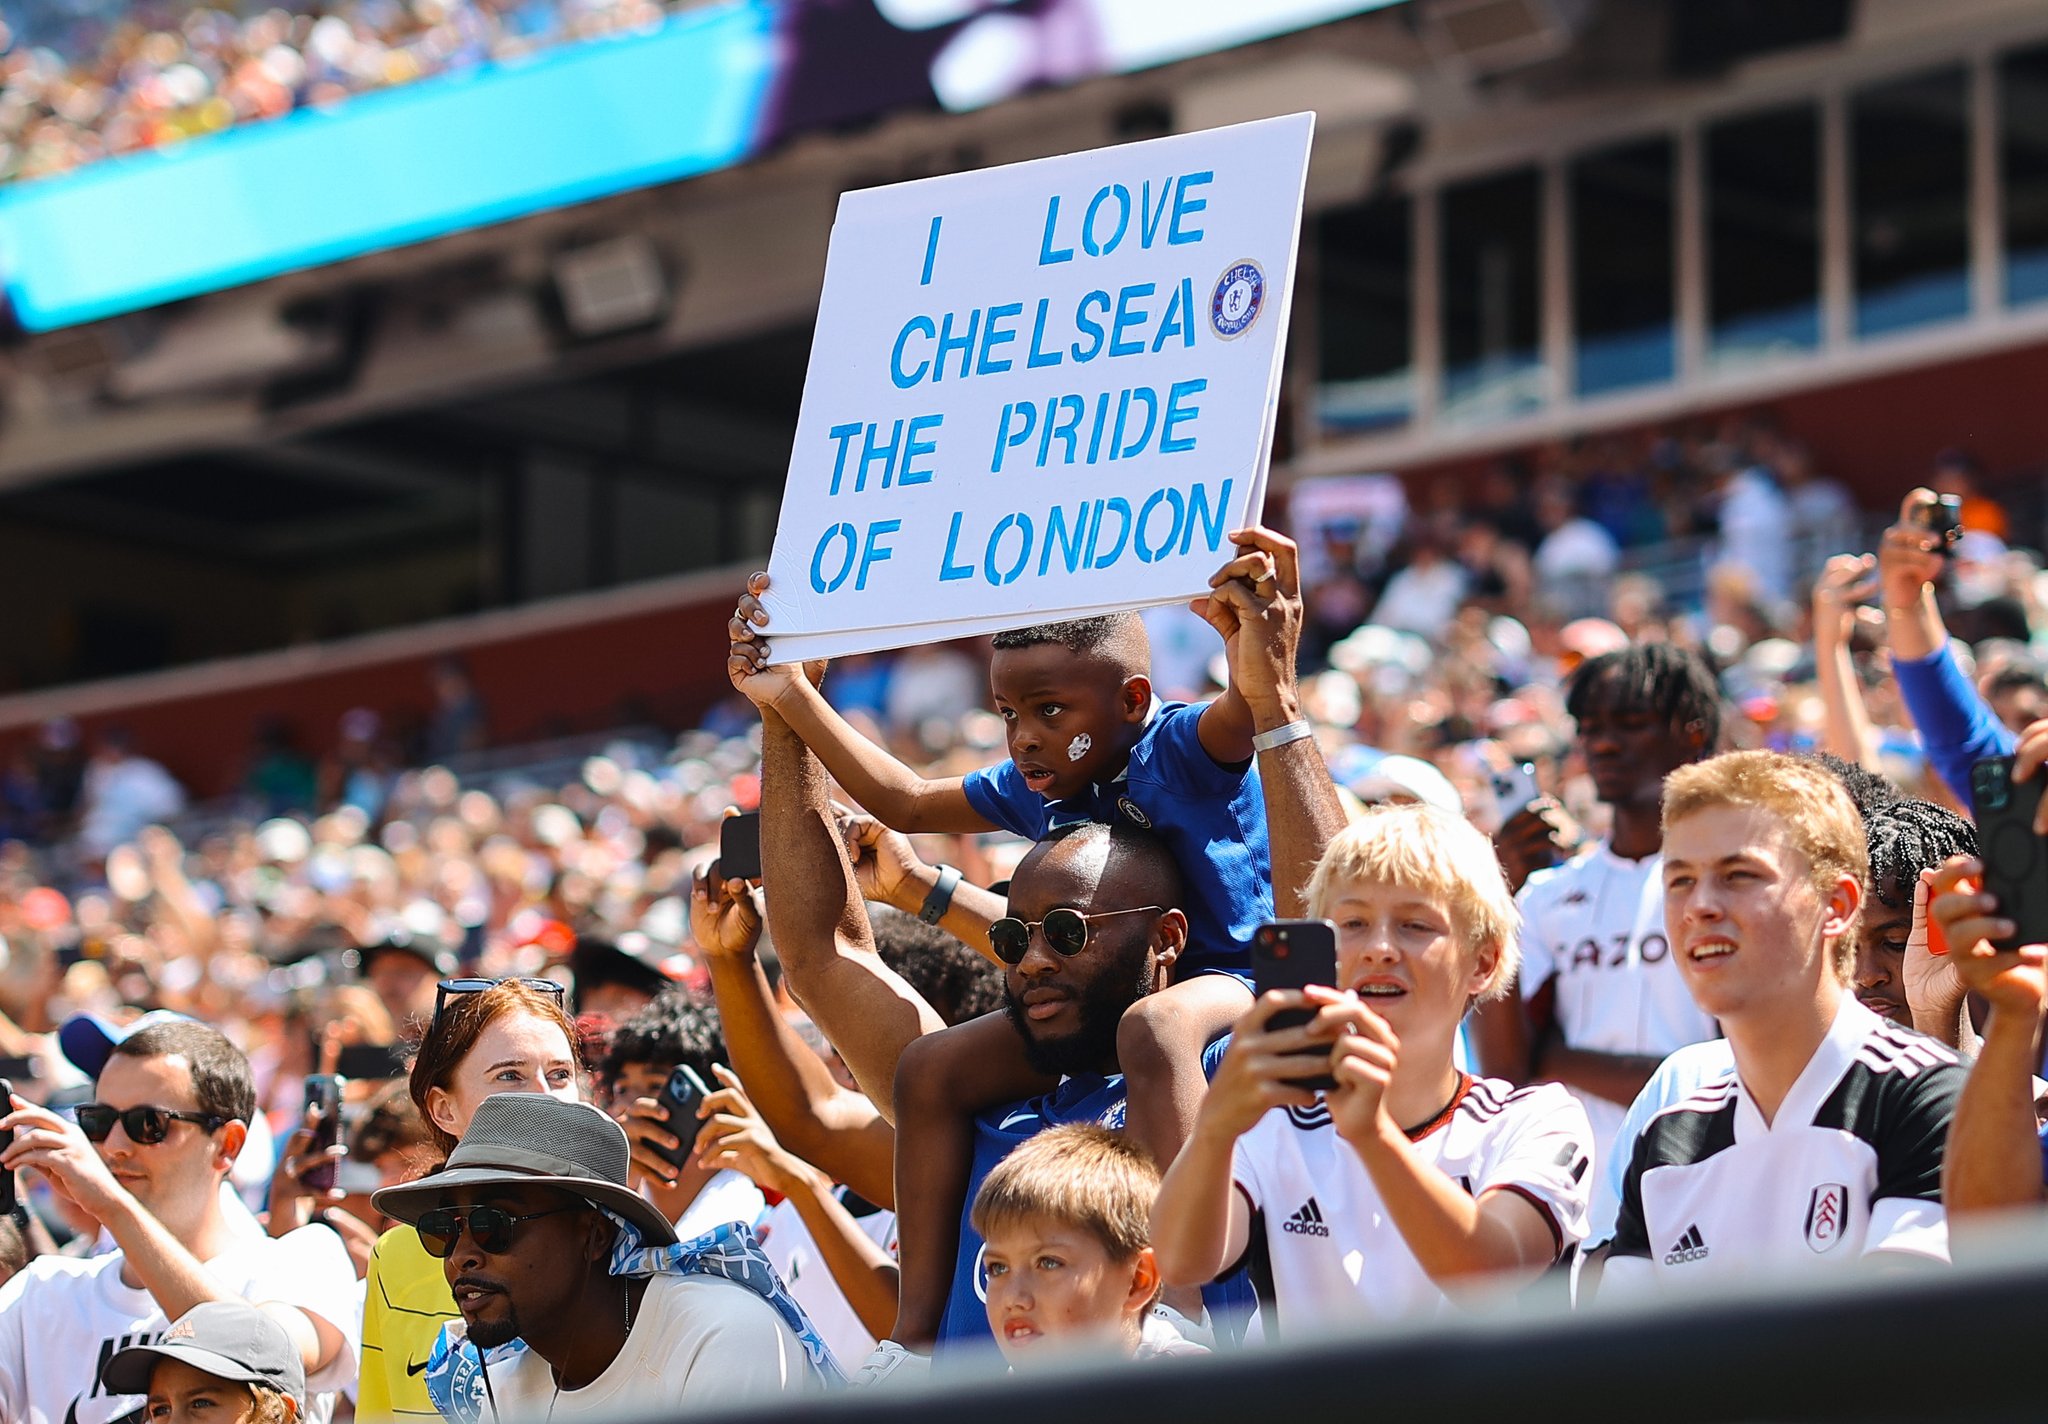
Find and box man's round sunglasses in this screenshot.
[75,1103,230,1145]
[415,1203,583,1259]
[987,905,1167,966]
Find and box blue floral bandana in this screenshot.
[424,1215,844,1420]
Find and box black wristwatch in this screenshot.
[919,865,963,924]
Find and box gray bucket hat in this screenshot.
[102,1301,307,1405]
[373,1094,678,1248]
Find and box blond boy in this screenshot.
[1151,805,1593,1328]
[972,1125,1200,1366]
[1598,751,1962,1296]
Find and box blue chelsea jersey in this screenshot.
[961,701,1269,979]
[936,1036,1246,1348]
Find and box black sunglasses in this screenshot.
[415,1202,583,1259]
[75,1103,230,1145]
[987,905,1167,966]
[431,977,567,1030]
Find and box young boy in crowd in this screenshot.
[1596,752,1963,1294]
[1150,805,1594,1328]
[101,1301,307,1424]
[972,1124,1202,1367]
[729,570,1274,1351]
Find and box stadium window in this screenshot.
[1706,104,1821,368]
[1441,167,1543,422]
[1851,66,1971,338]
[1571,136,1676,397]
[1315,194,1414,434]
[2002,42,2048,309]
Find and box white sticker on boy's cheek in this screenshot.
[1067,734,1092,762]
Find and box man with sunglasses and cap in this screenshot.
[373,1094,831,1421]
[0,1019,358,1424]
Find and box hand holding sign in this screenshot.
[758,113,1314,664]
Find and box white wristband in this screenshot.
[1251,719,1314,753]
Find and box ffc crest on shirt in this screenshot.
[1805,1183,1850,1253]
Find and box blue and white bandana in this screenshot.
[424,1215,843,1420]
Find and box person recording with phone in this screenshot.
[1879,487,2038,805]
[596,992,766,1238]
[1929,803,2048,1220]
[1151,806,1592,1326]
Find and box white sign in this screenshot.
[759,111,1314,663]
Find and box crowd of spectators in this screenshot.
[0,414,2038,1416]
[0,0,716,183]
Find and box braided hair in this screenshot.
[1863,798,1977,909]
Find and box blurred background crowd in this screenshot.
[0,0,726,182]
[0,409,2036,1181]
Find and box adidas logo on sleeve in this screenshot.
[1282,1198,1330,1237]
[1663,1224,1709,1265]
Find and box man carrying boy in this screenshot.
[731,529,1339,1361]
[973,1125,1200,1366]
[1595,752,1962,1295]
[1150,805,1594,1326]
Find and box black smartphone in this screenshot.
[335,1042,408,1080]
[1251,920,1340,1091]
[0,1078,15,1216]
[654,1064,712,1169]
[302,1075,344,1193]
[719,812,762,882]
[1970,756,2048,951]
[1916,494,1965,556]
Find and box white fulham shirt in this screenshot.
[1603,998,1961,1297]
[1229,1077,1592,1330]
[1517,843,1720,1151]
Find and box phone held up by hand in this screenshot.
[654,1064,713,1170]
[1914,493,1965,557]
[1252,920,1340,1092]
[301,1075,344,1194]
[1970,756,2048,951]
[719,812,762,882]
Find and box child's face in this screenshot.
[1327,878,1495,1051]
[989,643,1146,801]
[146,1361,264,1424]
[981,1216,1150,1365]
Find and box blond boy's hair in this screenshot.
[971,1124,1158,1265]
[1303,803,1521,1000]
[1662,750,1866,980]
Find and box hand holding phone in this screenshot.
[653,1064,713,1170]
[1251,921,1340,1091]
[1970,757,2048,950]
[301,1075,343,1194]
[1914,493,1965,558]
[719,813,762,882]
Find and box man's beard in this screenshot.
[465,1302,523,1350]
[1004,949,1154,1078]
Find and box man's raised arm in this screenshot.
[1197,526,1348,914]
[760,705,946,1126]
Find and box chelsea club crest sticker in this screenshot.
[1210,260,1265,340]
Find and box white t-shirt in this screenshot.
[1229,1077,1592,1329]
[483,1273,812,1418]
[759,1194,897,1366]
[668,1169,767,1240]
[1517,844,1720,1152]
[0,1224,360,1424]
[1602,999,1962,1299]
